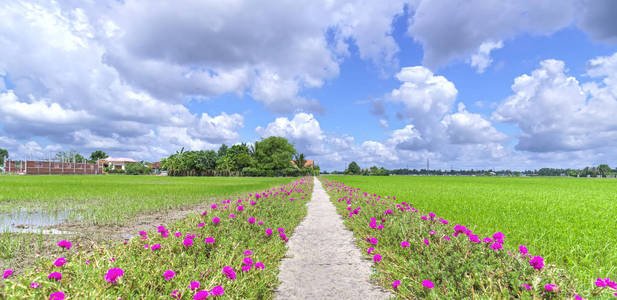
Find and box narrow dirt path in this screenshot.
[275,177,391,299]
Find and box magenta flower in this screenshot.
[211,204,217,209]
[175,232,182,237]
[3,269,13,279]
[183,238,194,247]
[529,256,545,270]
[248,217,256,224]
[596,278,608,288]
[242,265,252,272]
[423,239,429,246]
[521,283,531,290]
[53,257,66,267]
[493,232,505,240]
[210,285,225,296]
[194,290,208,300]
[212,217,220,224]
[266,228,273,236]
[57,240,72,250]
[244,250,253,256]
[48,272,62,281]
[442,235,451,241]
[151,244,161,251]
[255,262,265,270]
[490,242,503,250]
[237,205,244,211]
[189,281,200,291]
[201,210,208,216]
[482,237,492,244]
[229,214,235,219]
[198,222,205,227]
[105,268,124,283]
[222,266,236,280]
[401,241,410,248]
[204,237,215,244]
[373,254,382,262]
[163,270,175,280]
[279,233,288,241]
[367,247,375,254]
[277,227,285,233]
[544,284,557,291]
[243,257,253,266]
[469,234,480,243]
[370,237,378,245]
[49,291,65,300]
[171,290,181,299]
[519,245,528,255]
[392,280,401,290]
[574,294,583,300]
[139,231,147,236]
[30,282,40,288]
[422,280,434,289]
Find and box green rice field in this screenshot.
[324,175,617,285]
[0,175,295,225]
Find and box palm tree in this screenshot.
[293,153,307,169]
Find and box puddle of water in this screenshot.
[0,209,79,234]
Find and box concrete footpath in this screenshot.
[275,177,391,299]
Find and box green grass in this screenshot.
[324,175,617,286]
[0,175,295,225]
[2,178,313,299]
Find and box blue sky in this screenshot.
[2,1,617,171]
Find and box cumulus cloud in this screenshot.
[469,41,503,73]
[191,113,244,145]
[256,113,325,155]
[443,103,507,144]
[493,55,617,152]
[578,0,617,43]
[407,0,577,69]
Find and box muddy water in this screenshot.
[0,209,78,234]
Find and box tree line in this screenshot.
[161,136,319,177]
[324,161,617,177]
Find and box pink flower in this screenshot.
[30,282,40,288]
[370,238,378,245]
[429,230,436,235]
[189,281,200,291]
[193,290,208,300]
[210,286,225,296]
[198,223,205,227]
[183,238,194,247]
[519,245,528,255]
[401,241,410,248]
[242,265,252,272]
[529,256,545,270]
[469,234,480,243]
[279,233,288,241]
[53,257,66,267]
[222,266,236,280]
[244,250,253,256]
[596,278,608,287]
[163,270,175,280]
[521,283,531,290]
[255,262,265,270]
[204,237,215,244]
[48,272,62,281]
[151,244,161,251]
[266,228,273,236]
[3,269,13,279]
[49,291,65,300]
[57,240,72,250]
[105,268,124,283]
[201,210,208,216]
[490,242,503,250]
[373,254,382,262]
[367,247,375,254]
[171,290,181,299]
[243,257,253,266]
[212,217,220,224]
[574,294,583,300]
[248,217,256,224]
[442,235,451,241]
[175,232,182,237]
[544,284,557,291]
[422,280,434,289]
[211,204,217,209]
[423,239,429,246]
[392,280,401,290]
[237,205,244,211]
[229,214,235,219]
[493,232,505,240]
[482,237,492,244]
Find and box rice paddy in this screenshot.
[323,175,617,287]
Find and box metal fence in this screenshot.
[2,159,103,175]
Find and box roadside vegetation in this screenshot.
[1,178,313,299]
[322,177,616,299]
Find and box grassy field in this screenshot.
[2,178,313,299]
[0,175,295,225]
[324,175,617,286]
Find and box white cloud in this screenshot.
[493,55,617,152]
[192,113,244,145]
[469,41,503,73]
[443,103,507,144]
[256,113,325,155]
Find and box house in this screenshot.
[101,157,136,171]
[290,160,315,169]
[151,162,162,174]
